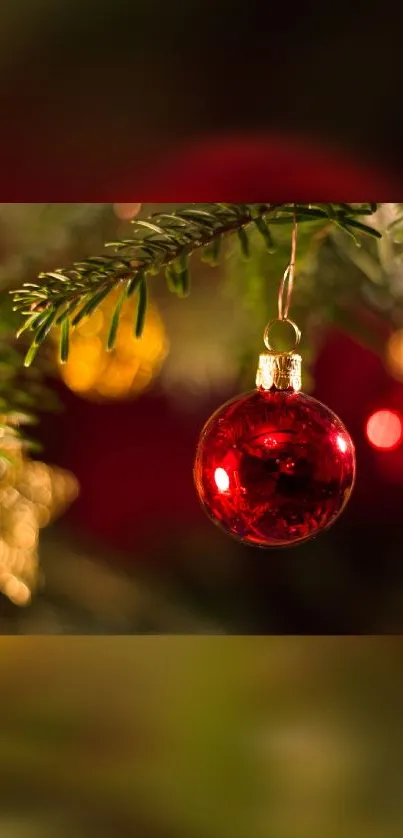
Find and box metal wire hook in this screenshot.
[278,206,298,321]
[262,207,300,354]
[263,317,301,354]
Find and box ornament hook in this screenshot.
[263,317,301,354]
[262,206,300,355]
[277,207,298,321]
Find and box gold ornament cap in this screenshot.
[258,317,302,391]
[256,352,302,392]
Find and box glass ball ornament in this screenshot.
[194,339,355,548]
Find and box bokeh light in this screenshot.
[386,329,403,381]
[54,289,169,402]
[365,409,403,451]
[113,202,142,220]
[0,421,79,605]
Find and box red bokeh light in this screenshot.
[366,410,403,451]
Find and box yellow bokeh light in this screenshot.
[1,574,31,606]
[76,309,104,338]
[386,329,403,381]
[0,422,79,606]
[53,290,168,402]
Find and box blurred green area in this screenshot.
[0,637,402,838]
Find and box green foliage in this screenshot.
[0,329,61,457]
[12,203,380,365]
[107,285,128,351]
[135,277,148,338]
[0,203,116,434]
[60,318,70,364]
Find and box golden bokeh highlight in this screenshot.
[113,202,142,220]
[55,289,169,402]
[386,329,403,381]
[0,420,79,606]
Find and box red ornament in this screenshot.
[194,338,355,548]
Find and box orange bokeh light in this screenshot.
[365,410,403,451]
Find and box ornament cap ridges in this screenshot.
[256,352,302,392]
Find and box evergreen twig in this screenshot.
[12,203,380,365]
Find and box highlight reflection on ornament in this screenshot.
[0,421,78,605]
[214,467,230,493]
[55,289,168,402]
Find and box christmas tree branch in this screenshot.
[12,203,380,366]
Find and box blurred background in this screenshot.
[1,6,403,838]
[2,203,403,633]
[0,636,403,838]
[0,0,403,197]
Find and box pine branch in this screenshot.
[12,203,381,365]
